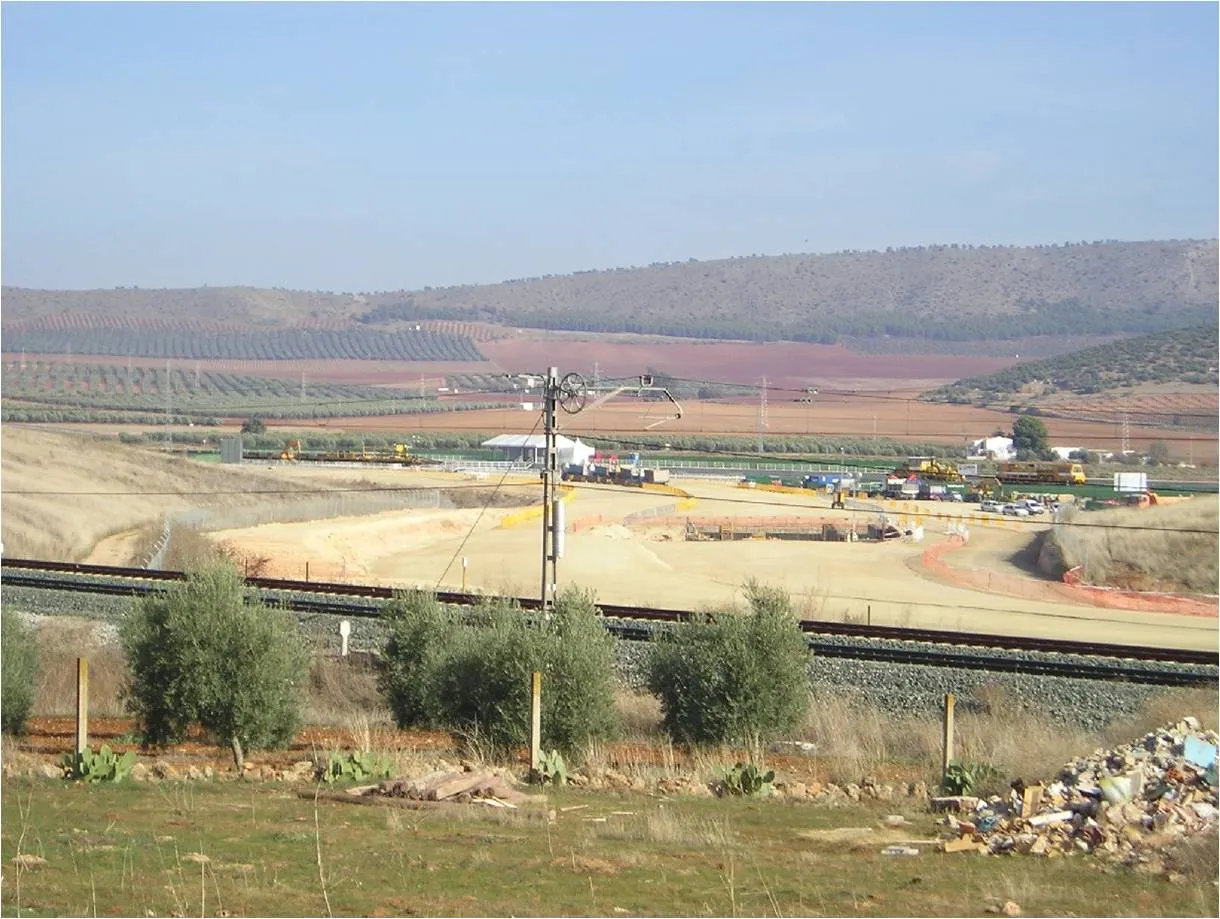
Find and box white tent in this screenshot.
[481,434,595,466]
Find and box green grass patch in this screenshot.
[2,778,1214,917]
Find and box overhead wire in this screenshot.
[628,373,1219,421]
[433,412,543,590]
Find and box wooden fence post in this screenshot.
[76,658,89,759]
[530,671,542,771]
[942,693,955,782]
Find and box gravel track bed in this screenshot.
[5,576,1215,731]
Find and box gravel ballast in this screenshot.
[4,576,1214,732]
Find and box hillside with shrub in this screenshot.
[2,239,1215,353]
[921,326,1220,404]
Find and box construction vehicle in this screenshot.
[891,457,965,483]
[996,461,1086,486]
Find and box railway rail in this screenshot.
[2,558,1216,686]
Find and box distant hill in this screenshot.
[920,326,1220,404]
[3,239,1215,355]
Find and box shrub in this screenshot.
[646,580,811,746]
[120,562,310,768]
[1,612,39,735]
[378,587,618,759]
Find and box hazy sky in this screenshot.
[2,1,1216,291]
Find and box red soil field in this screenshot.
[286,399,1217,464]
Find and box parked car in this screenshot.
[1001,503,1031,517]
[980,499,1002,513]
[1023,500,1046,515]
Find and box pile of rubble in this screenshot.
[932,719,1218,870]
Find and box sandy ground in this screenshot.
[205,475,1218,652]
[3,427,1215,652]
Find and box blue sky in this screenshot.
[2,1,1216,291]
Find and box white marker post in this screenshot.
[462,557,469,592]
[339,620,351,658]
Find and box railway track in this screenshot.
[2,558,1216,685]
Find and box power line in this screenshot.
[434,413,543,590]
[624,373,1220,422]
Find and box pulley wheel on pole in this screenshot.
[557,372,587,414]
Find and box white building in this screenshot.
[481,434,596,467]
[1051,446,1083,460]
[969,436,1014,461]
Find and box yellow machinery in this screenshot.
[997,461,1086,485]
[892,457,965,482]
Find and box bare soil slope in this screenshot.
[0,427,316,560]
[1046,500,1220,595]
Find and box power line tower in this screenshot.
[509,369,682,608]
[1121,412,1131,455]
[757,377,769,454]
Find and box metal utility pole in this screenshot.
[511,369,682,608]
[540,367,560,608]
[1121,413,1131,455]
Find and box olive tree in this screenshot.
[647,580,811,747]
[378,586,618,759]
[121,563,309,769]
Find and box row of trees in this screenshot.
[1,566,814,764]
[359,299,1213,346]
[924,325,1219,404]
[1,328,487,362]
[2,362,509,422]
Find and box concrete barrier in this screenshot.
[498,486,575,530]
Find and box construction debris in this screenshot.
[299,765,551,820]
[935,719,1218,870]
[370,768,530,806]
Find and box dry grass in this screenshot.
[1051,499,1219,594]
[613,689,664,741]
[303,656,386,727]
[1100,687,1220,742]
[32,619,129,718]
[591,807,735,848]
[0,427,314,562]
[798,686,1219,789]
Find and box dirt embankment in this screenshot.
[1,427,309,561]
[1042,501,1219,596]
